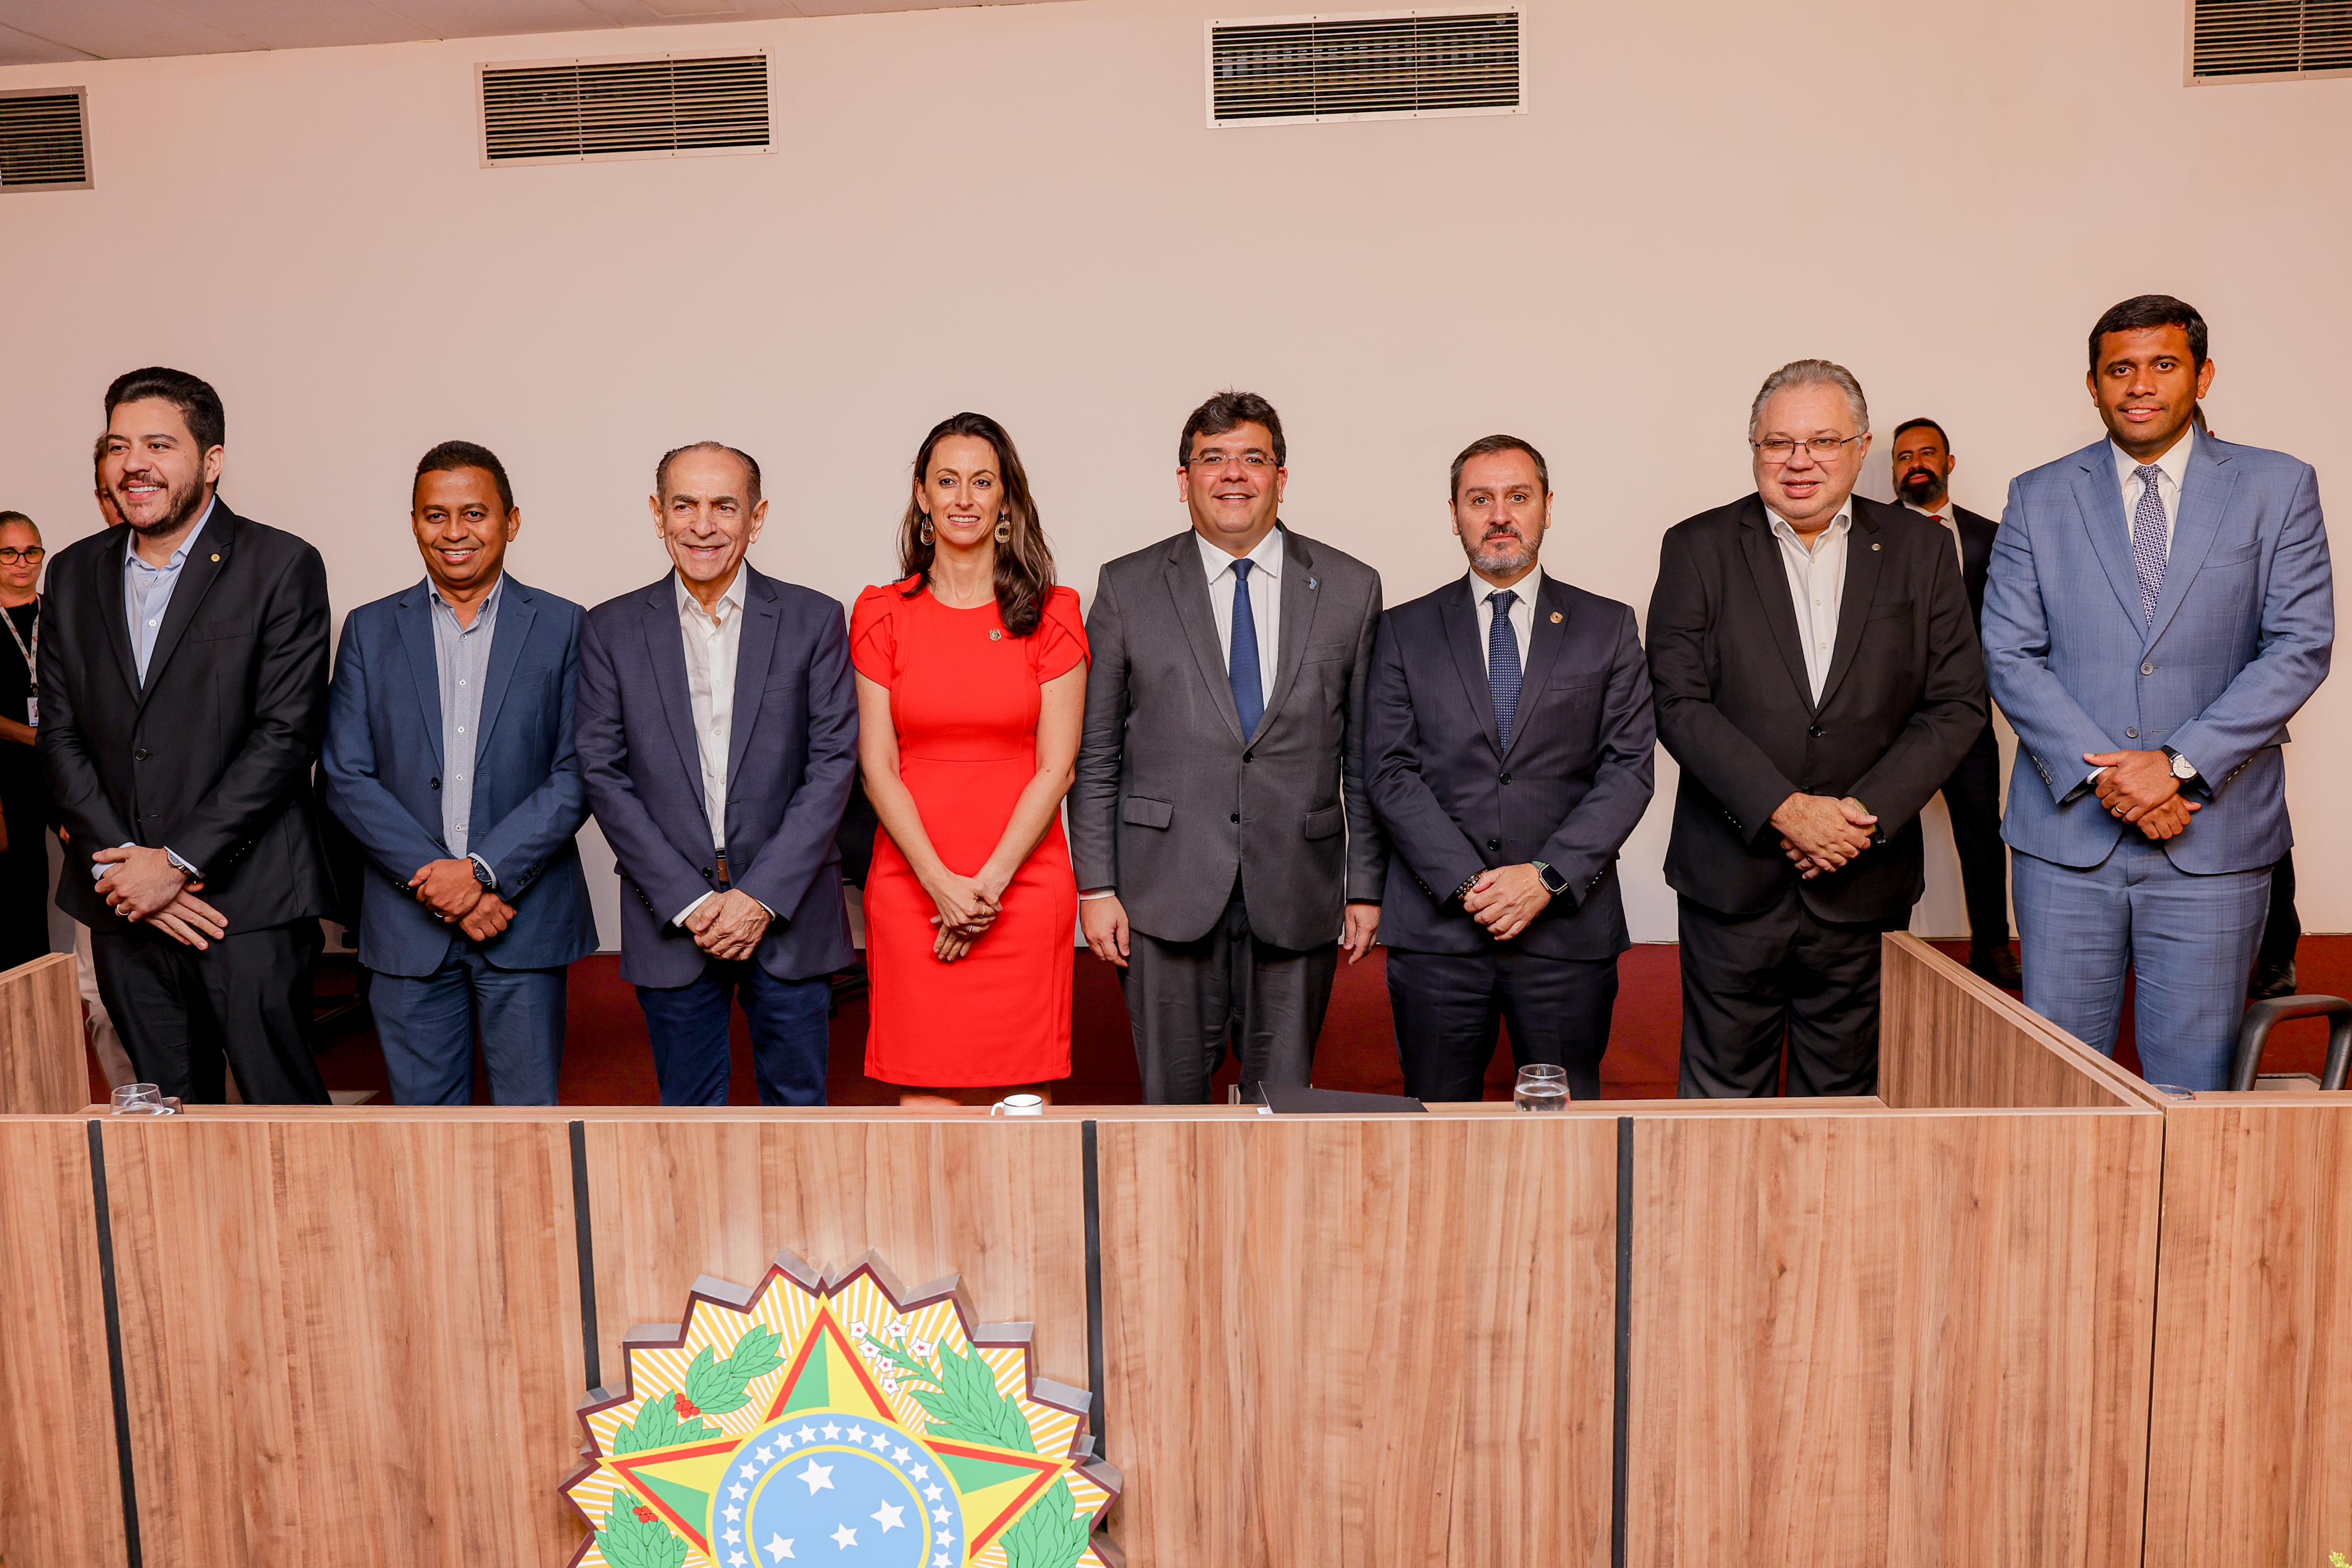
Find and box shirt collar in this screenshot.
[430,574,504,623]
[1765,502,1853,547]
[675,563,748,622]
[1196,525,1285,582]
[129,498,214,573]
[1903,498,1957,523]
[1466,566,1543,606]
[2111,424,2195,492]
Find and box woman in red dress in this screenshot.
[850,413,1087,1106]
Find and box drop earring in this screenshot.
[993,518,1011,545]
[919,517,935,545]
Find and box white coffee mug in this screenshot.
[989,1093,1045,1117]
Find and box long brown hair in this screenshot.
[897,412,1056,638]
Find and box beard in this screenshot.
[1897,469,1946,508]
[1467,530,1538,578]
[114,473,210,538]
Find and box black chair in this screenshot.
[2229,995,2352,1092]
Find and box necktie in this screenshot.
[1228,558,1264,737]
[1487,589,1521,751]
[2130,465,2169,623]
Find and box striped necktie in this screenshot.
[2130,465,2169,623]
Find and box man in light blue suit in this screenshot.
[322,441,597,1104]
[1984,296,2333,1088]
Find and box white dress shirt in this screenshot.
[673,566,747,926]
[1765,504,1853,704]
[1196,527,1284,712]
[1903,499,1966,570]
[2112,425,2194,554]
[1468,568,1538,672]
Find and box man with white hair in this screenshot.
[1647,359,1986,1097]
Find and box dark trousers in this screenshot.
[371,948,568,1106]
[92,919,328,1104]
[2255,848,2301,975]
[1677,889,1883,1098]
[1121,883,1338,1104]
[0,782,50,971]
[1940,727,2010,953]
[1387,945,1618,1102]
[635,958,831,1107]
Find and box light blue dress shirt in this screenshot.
[428,577,503,882]
[100,497,217,882]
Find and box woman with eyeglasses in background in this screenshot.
[0,513,51,969]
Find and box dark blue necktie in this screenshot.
[1487,588,1521,750]
[1229,559,1264,737]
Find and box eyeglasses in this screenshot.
[0,547,44,566]
[1186,452,1276,472]
[1752,435,1865,463]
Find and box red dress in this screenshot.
[850,579,1088,1087]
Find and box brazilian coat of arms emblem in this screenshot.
[563,1251,1121,1568]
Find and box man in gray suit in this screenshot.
[1073,391,1386,1103]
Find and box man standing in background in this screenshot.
[322,441,597,1104]
[1074,391,1386,1103]
[40,367,336,1104]
[1367,435,1654,1102]
[1649,360,1985,1097]
[577,442,858,1106]
[1983,296,2333,1089]
[1889,418,2020,987]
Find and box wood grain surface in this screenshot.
[581,1116,1092,1405]
[0,954,89,1115]
[99,1114,582,1565]
[2145,1100,2352,1567]
[1880,934,2157,1111]
[0,1116,125,1566]
[1096,1114,1617,1567]
[1628,1106,2160,1568]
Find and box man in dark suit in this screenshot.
[576,441,857,1106]
[1888,417,2020,987]
[1648,361,1986,1097]
[321,441,598,1105]
[39,367,335,1104]
[1367,435,1655,1102]
[1073,391,1386,1103]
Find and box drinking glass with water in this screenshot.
[1514,1064,1568,1111]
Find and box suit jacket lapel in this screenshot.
[1252,527,1321,740]
[1737,499,1817,713]
[1501,574,1567,763]
[136,504,232,705]
[1439,581,1503,759]
[469,577,535,764]
[1162,535,1246,746]
[2070,446,2147,629]
[1815,506,1885,712]
[95,527,139,698]
[725,570,781,805]
[2145,439,2237,649]
[394,583,447,772]
[639,577,707,815]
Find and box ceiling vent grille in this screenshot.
[1207,9,1521,127]
[0,89,90,192]
[479,51,769,166]
[2192,0,2352,79]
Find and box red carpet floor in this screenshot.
[271,937,2352,1107]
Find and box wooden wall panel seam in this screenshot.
[1083,1117,1109,1457]
[83,1116,142,1568]
[1612,1115,1631,1568]
[569,1118,603,1394]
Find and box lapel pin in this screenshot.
[1870,542,1881,552]
[988,629,1002,641]
[1549,610,1563,624]
[1307,577,1317,590]
[210,553,221,562]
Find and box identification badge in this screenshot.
[22,696,33,728]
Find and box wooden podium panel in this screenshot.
[2144,1098,2352,1568]
[1627,1106,2160,1568]
[100,1113,584,1565]
[0,954,87,1114]
[0,1117,126,1566]
[1095,1112,1619,1567]
[1880,935,2152,1112]
[581,1115,1091,1398]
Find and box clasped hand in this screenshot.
[409,859,520,942]
[685,888,772,962]
[1774,794,1878,880]
[1462,865,1550,941]
[926,870,1005,964]
[95,844,227,950]
[2086,750,2199,841]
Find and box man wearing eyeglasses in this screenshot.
[0,512,50,971]
[1648,360,1985,1097]
[1072,390,1386,1103]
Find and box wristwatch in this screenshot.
[2166,749,2199,782]
[471,858,496,889]
[1532,861,1570,896]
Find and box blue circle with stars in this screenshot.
[706,1416,965,1568]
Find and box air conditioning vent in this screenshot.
[0,89,90,192]
[2192,0,2352,80]
[479,51,769,166]
[1207,10,1521,127]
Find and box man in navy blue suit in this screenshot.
[322,441,598,1104]
[1366,435,1656,1101]
[576,442,857,1106]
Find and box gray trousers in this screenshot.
[1122,883,1338,1104]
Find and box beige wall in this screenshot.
[0,0,2344,947]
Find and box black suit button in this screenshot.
[1230,813,1240,824]
[133,748,149,761]
[1487,838,1501,852]
[703,867,715,878]
[1243,753,1253,764]
[1499,773,1512,785]
[1808,725,1823,738]
[430,778,440,790]
[2142,662,2156,676]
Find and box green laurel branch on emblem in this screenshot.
[612,1324,784,1454]
[864,1338,1093,1568]
[598,1493,689,1568]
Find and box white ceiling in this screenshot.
[0,0,1032,65]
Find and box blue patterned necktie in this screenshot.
[1228,558,1264,737]
[1487,588,1522,751]
[2130,464,2169,623]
